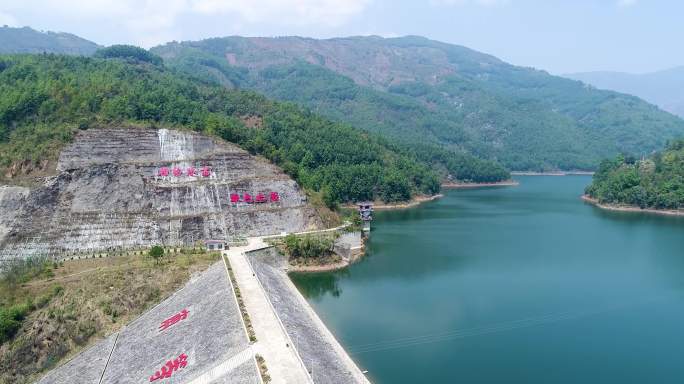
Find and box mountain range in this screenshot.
[566,67,684,118]
[151,35,684,171]
[0,26,100,56]
[2,26,684,173]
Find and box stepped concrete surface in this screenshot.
[37,334,117,384]
[248,248,370,384]
[38,262,260,384]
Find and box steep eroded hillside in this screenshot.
[0,127,320,261]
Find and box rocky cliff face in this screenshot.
[0,127,320,261]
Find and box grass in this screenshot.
[0,249,220,384]
[223,255,257,342]
[255,354,271,383]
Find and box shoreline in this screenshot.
[372,194,443,210]
[581,195,684,217]
[288,243,366,273]
[342,194,444,211]
[512,171,594,176]
[342,180,520,212]
[441,180,519,189]
[287,258,351,273]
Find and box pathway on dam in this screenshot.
[224,238,313,384]
[225,225,370,384]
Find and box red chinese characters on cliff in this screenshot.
[229,192,280,204]
[243,193,253,203]
[201,166,211,178]
[159,309,189,331]
[157,166,212,178]
[149,353,188,382]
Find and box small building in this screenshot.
[205,239,227,251]
[357,202,373,232]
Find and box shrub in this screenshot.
[0,303,31,344]
[148,245,164,264]
[283,234,333,259]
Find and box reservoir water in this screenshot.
[291,176,684,383]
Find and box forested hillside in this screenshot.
[585,140,684,209]
[153,35,684,171]
[0,26,99,55]
[0,52,506,206]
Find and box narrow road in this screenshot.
[223,238,313,384]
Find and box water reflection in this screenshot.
[290,270,346,299]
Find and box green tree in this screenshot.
[148,245,164,264]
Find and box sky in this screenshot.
[0,0,682,74]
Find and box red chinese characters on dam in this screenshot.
[149,353,188,381]
[159,309,189,331]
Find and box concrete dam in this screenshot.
[0,127,321,261]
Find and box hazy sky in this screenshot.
[0,0,682,74]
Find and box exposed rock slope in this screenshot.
[0,127,320,260]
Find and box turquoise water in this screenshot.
[291,176,684,383]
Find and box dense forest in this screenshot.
[152,49,510,182]
[585,140,684,209]
[0,51,507,206]
[153,36,684,171]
